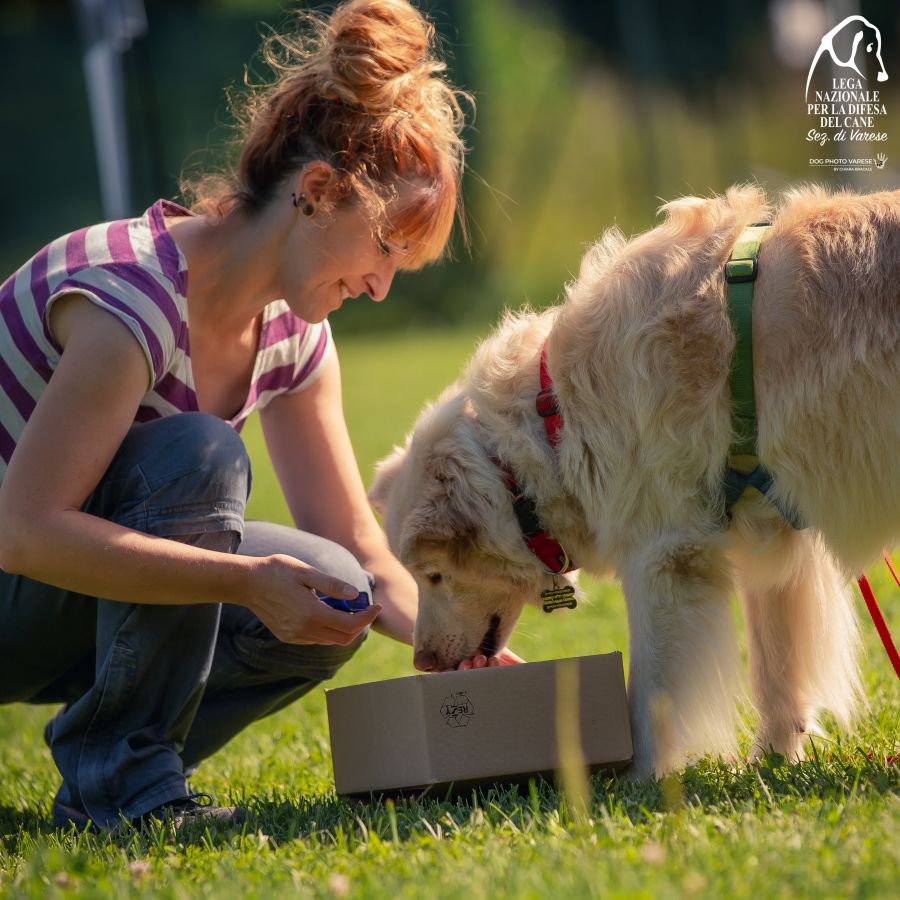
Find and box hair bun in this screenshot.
[185,0,468,265]
[322,0,441,113]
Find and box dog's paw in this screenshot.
[749,721,820,764]
[620,760,658,784]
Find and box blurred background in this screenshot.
[1,0,898,336]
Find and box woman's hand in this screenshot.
[456,648,526,670]
[247,553,381,645]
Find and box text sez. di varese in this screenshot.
[807,77,888,145]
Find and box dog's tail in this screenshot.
[793,536,864,735]
[734,522,864,756]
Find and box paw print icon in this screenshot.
[875,152,887,170]
[440,691,475,727]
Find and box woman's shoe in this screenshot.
[51,790,247,832]
[130,793,248,830]
[51,795,96,832]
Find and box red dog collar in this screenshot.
[492,342,575,575]
[536,345,564,446]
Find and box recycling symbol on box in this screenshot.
[440,691,475,727]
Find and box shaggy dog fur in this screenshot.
[369,185,900,779]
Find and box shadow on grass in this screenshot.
[0,801,260,853]
[0,804,55,844]
[679,746,900,810]
[3,749,897,853]
[246,748,900,846]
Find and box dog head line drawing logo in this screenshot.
[805,15,889,101]
[440,692,474,727]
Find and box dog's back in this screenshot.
[754,187,900,572]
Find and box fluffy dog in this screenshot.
[370,185,900,778]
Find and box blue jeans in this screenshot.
[0,412,370,828]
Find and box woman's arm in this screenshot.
[261,345,525,667]
[260,347,419,645]
[0,295,374,646]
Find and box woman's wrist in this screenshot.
[359,553,419,646]
[351,530,403,572]
[228,552,263,608]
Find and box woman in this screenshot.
[0,0,513,832]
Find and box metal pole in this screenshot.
[74,0,148,220]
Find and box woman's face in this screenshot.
[278,196,405,324]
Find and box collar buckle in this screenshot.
[536,387,559,417]
[543,547,570,576]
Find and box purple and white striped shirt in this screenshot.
[0,199,331,480]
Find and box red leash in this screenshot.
[857,554,900,680]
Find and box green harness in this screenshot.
[722,224,803,529]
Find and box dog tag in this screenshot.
[541,583,576,613]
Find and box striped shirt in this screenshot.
[0,199,331,482]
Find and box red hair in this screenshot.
[183,0,469,270]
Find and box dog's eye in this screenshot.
[427,573,442,585]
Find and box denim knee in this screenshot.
[252,556,369,682]
[231,522,373,682]
[85,412,252,538]
[238,522,371,598]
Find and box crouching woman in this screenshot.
[0,0,467,830]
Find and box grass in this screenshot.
[1,324,899,898]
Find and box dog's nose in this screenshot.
[414,649,439,672]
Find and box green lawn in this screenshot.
[1,325,898,898]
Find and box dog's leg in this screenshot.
[619,534,741,779]
[734,529,862,762]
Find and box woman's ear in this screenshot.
[294,161,340,210]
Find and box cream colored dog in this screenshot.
[370,185,900,779]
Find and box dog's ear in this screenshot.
[368,443,409,516]
[397,473,477,567]
[395,446,484,569]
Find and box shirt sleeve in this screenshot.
[283,318,333,394]
[43,263,182,391]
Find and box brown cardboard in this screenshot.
[325,652,632,798]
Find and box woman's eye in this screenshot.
[377,238,391,257]
[427,573,442,585]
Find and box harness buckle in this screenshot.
[724,257,758,283]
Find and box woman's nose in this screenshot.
[366,262,397,303]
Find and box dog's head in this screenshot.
[370,385,571,671]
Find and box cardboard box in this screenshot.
[325,652,633,798]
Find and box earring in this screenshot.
[292,192,315,217]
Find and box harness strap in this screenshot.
[723,224,803,528]
[725,224,768,458]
